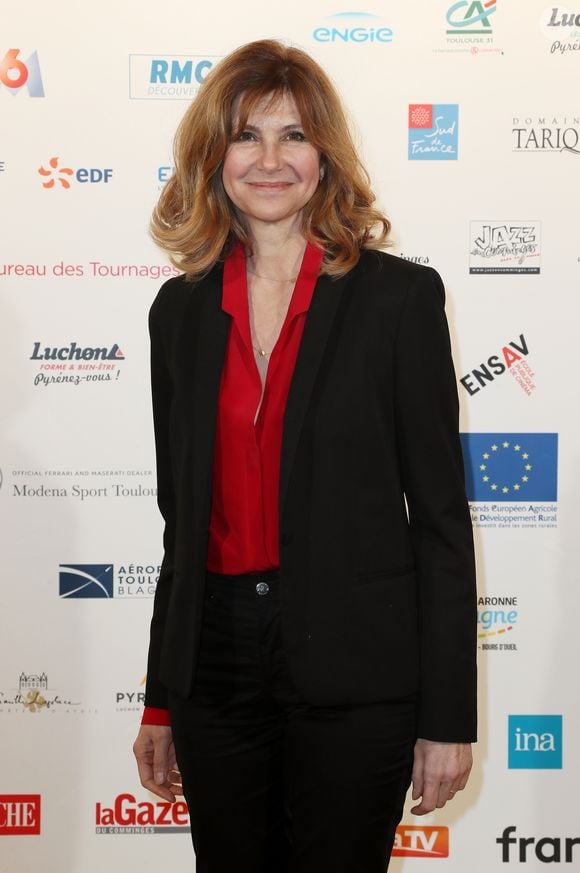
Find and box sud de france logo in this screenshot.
[0,49,44,97]
[408,104,459,160]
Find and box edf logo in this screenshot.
[508,715,563,769]
[38,157,113,189]
[0,49,44,97]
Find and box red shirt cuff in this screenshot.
[141,706,171,726]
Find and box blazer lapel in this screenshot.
[279,271,350,520]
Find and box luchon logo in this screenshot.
[408,104,459,160]
[459,333,535,397]
[478,594,519,652]
[30,341,124,388]
[38,157,113,188]
[59,563,160,599]
[470,221,541,274]
[512,115,580,154]
[539,7,580,56]
[392,826,449,858]
[0,49,44,97]
[0,672,82,715]
[0,795,41,835]
[96,794,190,834]
[497,826,580,864]
[461,432,558,528]
[508,715,563,769]
[312,11,394,43]
[129,54,220,99]
[115,676,146,713]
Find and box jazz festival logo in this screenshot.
[508,715,563,769]
[408,104,459,160]
[0,795,41,835]
[392,826,449,858]
[0,49,44,96]
[59,563,160,599]
[460,433,558,529]
[312,11,394,43]
[469,221,541,274]
[129,54,219,100]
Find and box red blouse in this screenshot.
[142,241,323,725]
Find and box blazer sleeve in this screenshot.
[394,267,477,742]
[143,287,177,710]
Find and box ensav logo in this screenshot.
[0,795,41,835]
[392,825,449,857]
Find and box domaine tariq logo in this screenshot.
[540,7,580,56]
[470,221,541,274]
[478,594,519,652]
[129,53,220,100]
[497,826,580,864]
[0,795,41,835]
[312,11,394,43]
[513,114,580,154]
[59,563,160,599]
[0,672,81,714]
[392,826,449,858]
[0,49,44,97]
[38,157,113,189]
[460,333,535,397]
[408,104,459,160]
[96,794,190,835]
[30,341,124,388]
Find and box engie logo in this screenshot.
[38,157,113,189]
[459,333,535,397]
[461,433,558,502]
[0,49,44,97]
[446,0,497,34]
[312,11,394,43]
[392,826,449,858]
[408,104,459,160]
[96,794,190,834]
[0,795,41,835]
[129,54,219,99]
[470,221,541,274]
[508,715,563,769]
[59,564,114,598]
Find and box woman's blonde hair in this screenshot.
[151,39,390,278]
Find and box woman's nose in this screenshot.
[256,139,284,171]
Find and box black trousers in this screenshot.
[169,569,417,873]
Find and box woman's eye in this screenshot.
[236,130,256,142]
[286,130,306,141]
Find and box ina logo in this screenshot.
[0,49,44,97]
[508,715,563,769]
[447,1,497,34]
[59,564,114,598]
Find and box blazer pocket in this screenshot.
[353,563,415,586]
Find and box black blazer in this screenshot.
[144,249,477,742]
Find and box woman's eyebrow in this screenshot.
[242,122,303,132]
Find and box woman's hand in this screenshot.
[410,738,472,815]
[133,725,183,802]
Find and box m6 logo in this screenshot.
[0,49,44,97]
[0,795,41,835]
[392,825,449,858]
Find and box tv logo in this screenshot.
[59,564,114,599]
[0,795,41,835]
[392,826,449,858]
[129,54,220,100]
[508,715,562,769]
[0,49,44,97]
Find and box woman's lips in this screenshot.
[247,181,293,190]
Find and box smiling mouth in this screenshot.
[247,181,293,189]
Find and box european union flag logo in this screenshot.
[59,564,114,598]
[460,433,558,502]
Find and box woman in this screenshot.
[133,39,477,873]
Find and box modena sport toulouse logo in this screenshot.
[96,794,190,834]
[0,49,44,97]
[392,825,449,858]
[0,795,41,835]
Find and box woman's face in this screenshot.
[222,92,320,232]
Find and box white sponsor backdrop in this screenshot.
[1,1,578,869]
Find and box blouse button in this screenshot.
[256,581,270,596]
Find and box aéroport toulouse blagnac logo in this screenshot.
[0,672,83,716]
[513,114,580,155]
[460,332,535,397]
[539,6,580,56]
[0,795,41,835]
[460,432,558,529]
[440,0,503,56]
[30,341,124,388]
[478,593,519,652]
[129,54,220,100]
[312,11,393,44]
[469,221,541,274]
[96,794,190,835]
[0,49,44,97]
[59,563,160,599]
[38,157,113,189]
[408,104,459,160]
[392,826,449,858]
[497,826,580,864]
[508,714,563,769]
